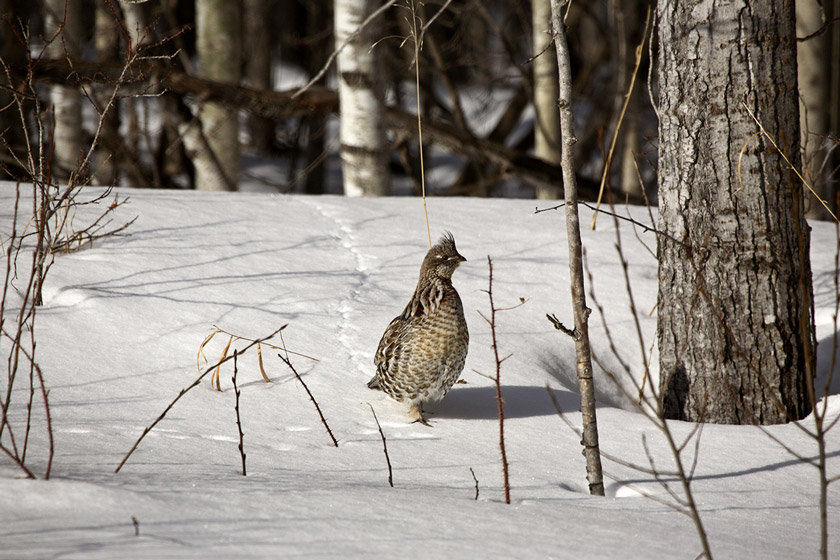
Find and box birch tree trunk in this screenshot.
[532,0,561,200]
[93,1,120,186]
[334,0,390,196]
[44,0,83,180]
[550,0,604,497]
[657,0,815,424]
[194,0,241,191]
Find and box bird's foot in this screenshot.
[409,403,433,427]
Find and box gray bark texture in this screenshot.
[550,0,605,496]
[657,0,816,424]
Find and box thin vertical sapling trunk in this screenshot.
[549,0,605,497]
[478,256,512,504]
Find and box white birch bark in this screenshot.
[532,0,561,199]
[44,0,82,180]
[194,0,241,191]
[92,2,120,186]
[335,0,390,196]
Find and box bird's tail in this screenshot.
[367,375,381,390]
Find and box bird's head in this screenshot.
[421,232,466,280]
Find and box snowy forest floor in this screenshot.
[1,187,838,559]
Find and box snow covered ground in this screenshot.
[1,186,838,559]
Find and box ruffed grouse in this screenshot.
[368,233,469,424]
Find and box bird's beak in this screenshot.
[458,253,467,262]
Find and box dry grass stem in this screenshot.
[741,101,838,223]
[591,7,652,229]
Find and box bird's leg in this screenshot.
[409,403,432,426]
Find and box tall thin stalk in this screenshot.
[549,0,604,497]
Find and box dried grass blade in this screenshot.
[257,342,271,383]
[213,335,234,392]
[197,327,220,374]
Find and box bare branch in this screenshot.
[368,404,393,487]
[278,353,339,448]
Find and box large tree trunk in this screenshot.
[44,0,83,181]
[657,0,815,424]
[532,0,561,200]
[193,0,241,191]
[243,0,274,153]
[334,0,390,196]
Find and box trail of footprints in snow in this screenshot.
[302,200,375,377]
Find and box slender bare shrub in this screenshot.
[0,13,141,479]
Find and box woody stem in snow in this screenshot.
[549,0,605,497]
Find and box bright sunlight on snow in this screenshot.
[1,186,838,559]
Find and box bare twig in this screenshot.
[277,353,339,448]
[0,443,36,479]
[469,467,479,500]
[231,351,246,476]
[368,403,393,487]
[293,0,396,99]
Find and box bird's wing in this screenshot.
[374,313,416,371]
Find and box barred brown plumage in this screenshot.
[368,233,469,425]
